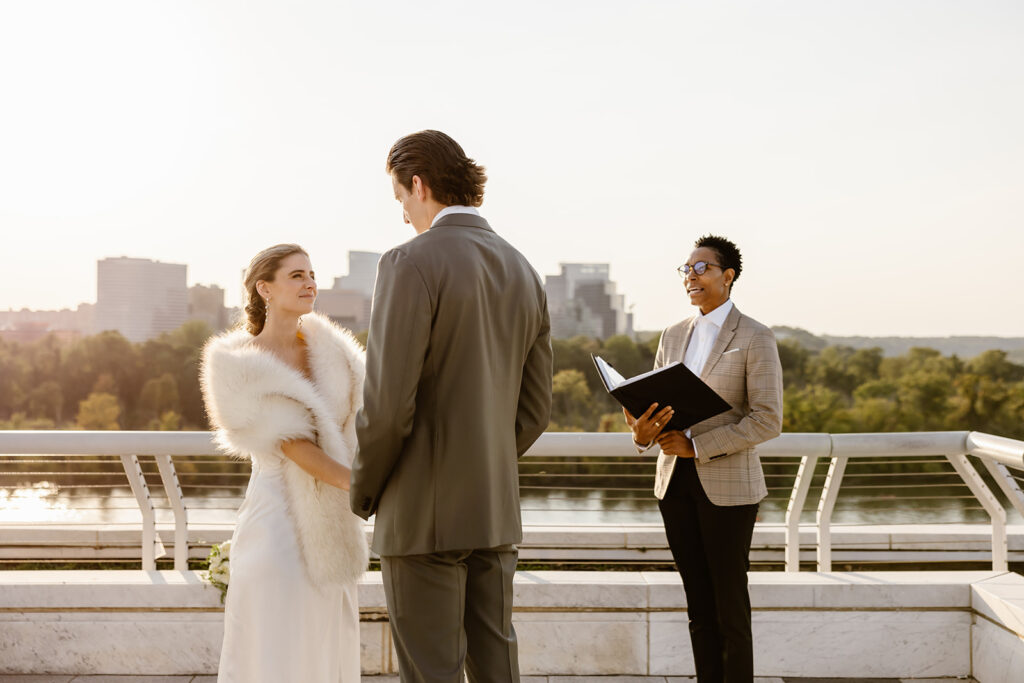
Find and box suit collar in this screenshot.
[430,212,493,232]
[697,298,734,329]
[682,302,739,352]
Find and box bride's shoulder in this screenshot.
[201,327,257,366]
[300,313,365,363]
[199,328,281,400]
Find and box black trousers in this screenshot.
[658,458,759,683]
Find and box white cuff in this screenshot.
[633,436,654,454]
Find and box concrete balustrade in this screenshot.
[4,430,1024,571]
[5,523,1023,566]
[4,431,1024,679]
[2,570,1023,679]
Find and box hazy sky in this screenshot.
[1,1,1022,336]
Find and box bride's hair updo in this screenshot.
[242,243,309,335]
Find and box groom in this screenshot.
[351,130,553,682]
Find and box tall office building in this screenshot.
[95,257,188,342]
[331,251,381,297]
[188,284,228,332]
[544,263,634,339]
[315,289,371,333]
[316,251,381,332]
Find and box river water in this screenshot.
[3,453,1021,527]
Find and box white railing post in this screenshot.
[120,454,159,571]
[979,459,1024,519]
[946,453,1008,572]
[155,454,189,571]
[816,455,848,572]
[785,453,820,572]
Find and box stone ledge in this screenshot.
[971,571,1024,636]
[3,523,1022,560]
[0,569,1007,611]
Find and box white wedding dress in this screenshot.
[217,451,360,683]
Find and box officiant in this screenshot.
[624,234,783,683]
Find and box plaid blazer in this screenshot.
[653,304,782,506]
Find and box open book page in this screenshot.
[621,361,681,386]
[594,355,628,390]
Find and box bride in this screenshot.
[200,243,369,682]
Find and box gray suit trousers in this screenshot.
[381,545,520,683]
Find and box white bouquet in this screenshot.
[206,539,231,603]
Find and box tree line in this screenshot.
[0,322,212,430]
[2,323,1023,439]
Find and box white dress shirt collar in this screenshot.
[695,298,733,329]
[431,205,481,228]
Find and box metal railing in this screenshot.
[1,430,1022,571]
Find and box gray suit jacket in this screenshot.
[350,212,553,556]
[653,305,782,506]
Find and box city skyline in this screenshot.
[2,253,642,340]
[8,251,1024,346]
[2,2,1022,336]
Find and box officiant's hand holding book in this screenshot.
[592,354,732,435]
[622,403,675,445]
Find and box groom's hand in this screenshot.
[656,430,695,458]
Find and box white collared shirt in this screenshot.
[681,299,733,444]
[683,299,734,378]
[634,299,733,454]
[430,205,480,227]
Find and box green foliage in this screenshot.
[542,333,1024,438]
[552,369,594,430]
[0,320,218,430]
[0,412,56,429]
[27,380,63,423]
[2,322,1023,438]
[780,343,1024,437]
[139,373,180,422]
[76,392,121,430]
[597,412,631,433]
[151,410,182,431]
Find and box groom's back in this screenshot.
[358,212,552,556]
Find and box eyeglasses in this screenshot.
[677,261,725,277]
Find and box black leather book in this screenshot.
[592,354,732,432]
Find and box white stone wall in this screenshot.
[1,570,1022,678]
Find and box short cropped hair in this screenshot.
[695,234,743,290]
[386,130,487,207]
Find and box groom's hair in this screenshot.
[695,234,743,291]
[387,130,487,207]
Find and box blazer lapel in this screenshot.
[700,305,740,381]
[679,317,697,359]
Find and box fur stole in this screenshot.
[200,312,370,588]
